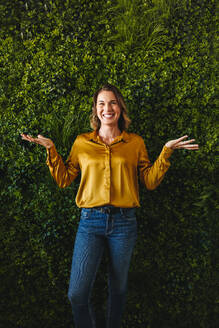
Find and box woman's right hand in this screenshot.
[20,134,54,149]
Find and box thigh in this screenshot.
[68,223,105,301]
[107,211,137,291]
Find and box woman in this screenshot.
[21,84,199,328]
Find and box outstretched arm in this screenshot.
[20,133,80,188]
[139,135,199,190]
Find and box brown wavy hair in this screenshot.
[90,84,131,131]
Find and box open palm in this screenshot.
[20,134,54,149]
[165,135,199,150]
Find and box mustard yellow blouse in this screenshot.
[46,130,173,208]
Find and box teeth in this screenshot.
[103,114,114,118]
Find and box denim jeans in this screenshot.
[68,206,137,328]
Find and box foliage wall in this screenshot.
[0,1,217,327]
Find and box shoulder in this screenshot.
[124,132,145,144]
[73,131,95,144]
[77,131,94,140]
[69,132,94,154]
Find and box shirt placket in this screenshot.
[104,144,111,204]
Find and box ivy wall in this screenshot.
[0,1,217,327]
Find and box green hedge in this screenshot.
[0,1,217,327]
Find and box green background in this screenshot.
[0,1,218,327]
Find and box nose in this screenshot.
[105,103,112,112]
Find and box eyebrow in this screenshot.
[98,99,117,103]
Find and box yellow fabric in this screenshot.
[46,130,173,208]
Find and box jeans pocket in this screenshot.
[80,208,92,220]
[121,208,136,220]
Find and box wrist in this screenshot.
[46,143,54,150]
[165,141,173,149]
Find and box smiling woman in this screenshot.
[20,83,199,328]
[90,84,131,137]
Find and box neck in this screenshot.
[98,125,121,138]
[98,125,121,144]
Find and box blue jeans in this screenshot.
[68,206,137,328]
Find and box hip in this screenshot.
[78,206,137,237]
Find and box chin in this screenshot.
[104,120,119,126]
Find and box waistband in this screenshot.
[83,206,136,215]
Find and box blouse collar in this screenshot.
[89,130,130,143]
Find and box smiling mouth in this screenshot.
[103,113,114,118]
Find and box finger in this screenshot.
[24,134,34,140]
[20,134,40,145]
[26,136,35,142]
[21,135,32,142]
[175,144,199,150]
[175,135,189,142]
[20,133,30,138]
[179,139,196,145]
[173,138,196,148]
[184,144,199,149]
[26,136,39,144]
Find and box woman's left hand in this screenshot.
[165,135,199,150]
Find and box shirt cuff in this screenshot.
[161,145,174,159]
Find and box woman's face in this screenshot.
[96,91,121,128]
